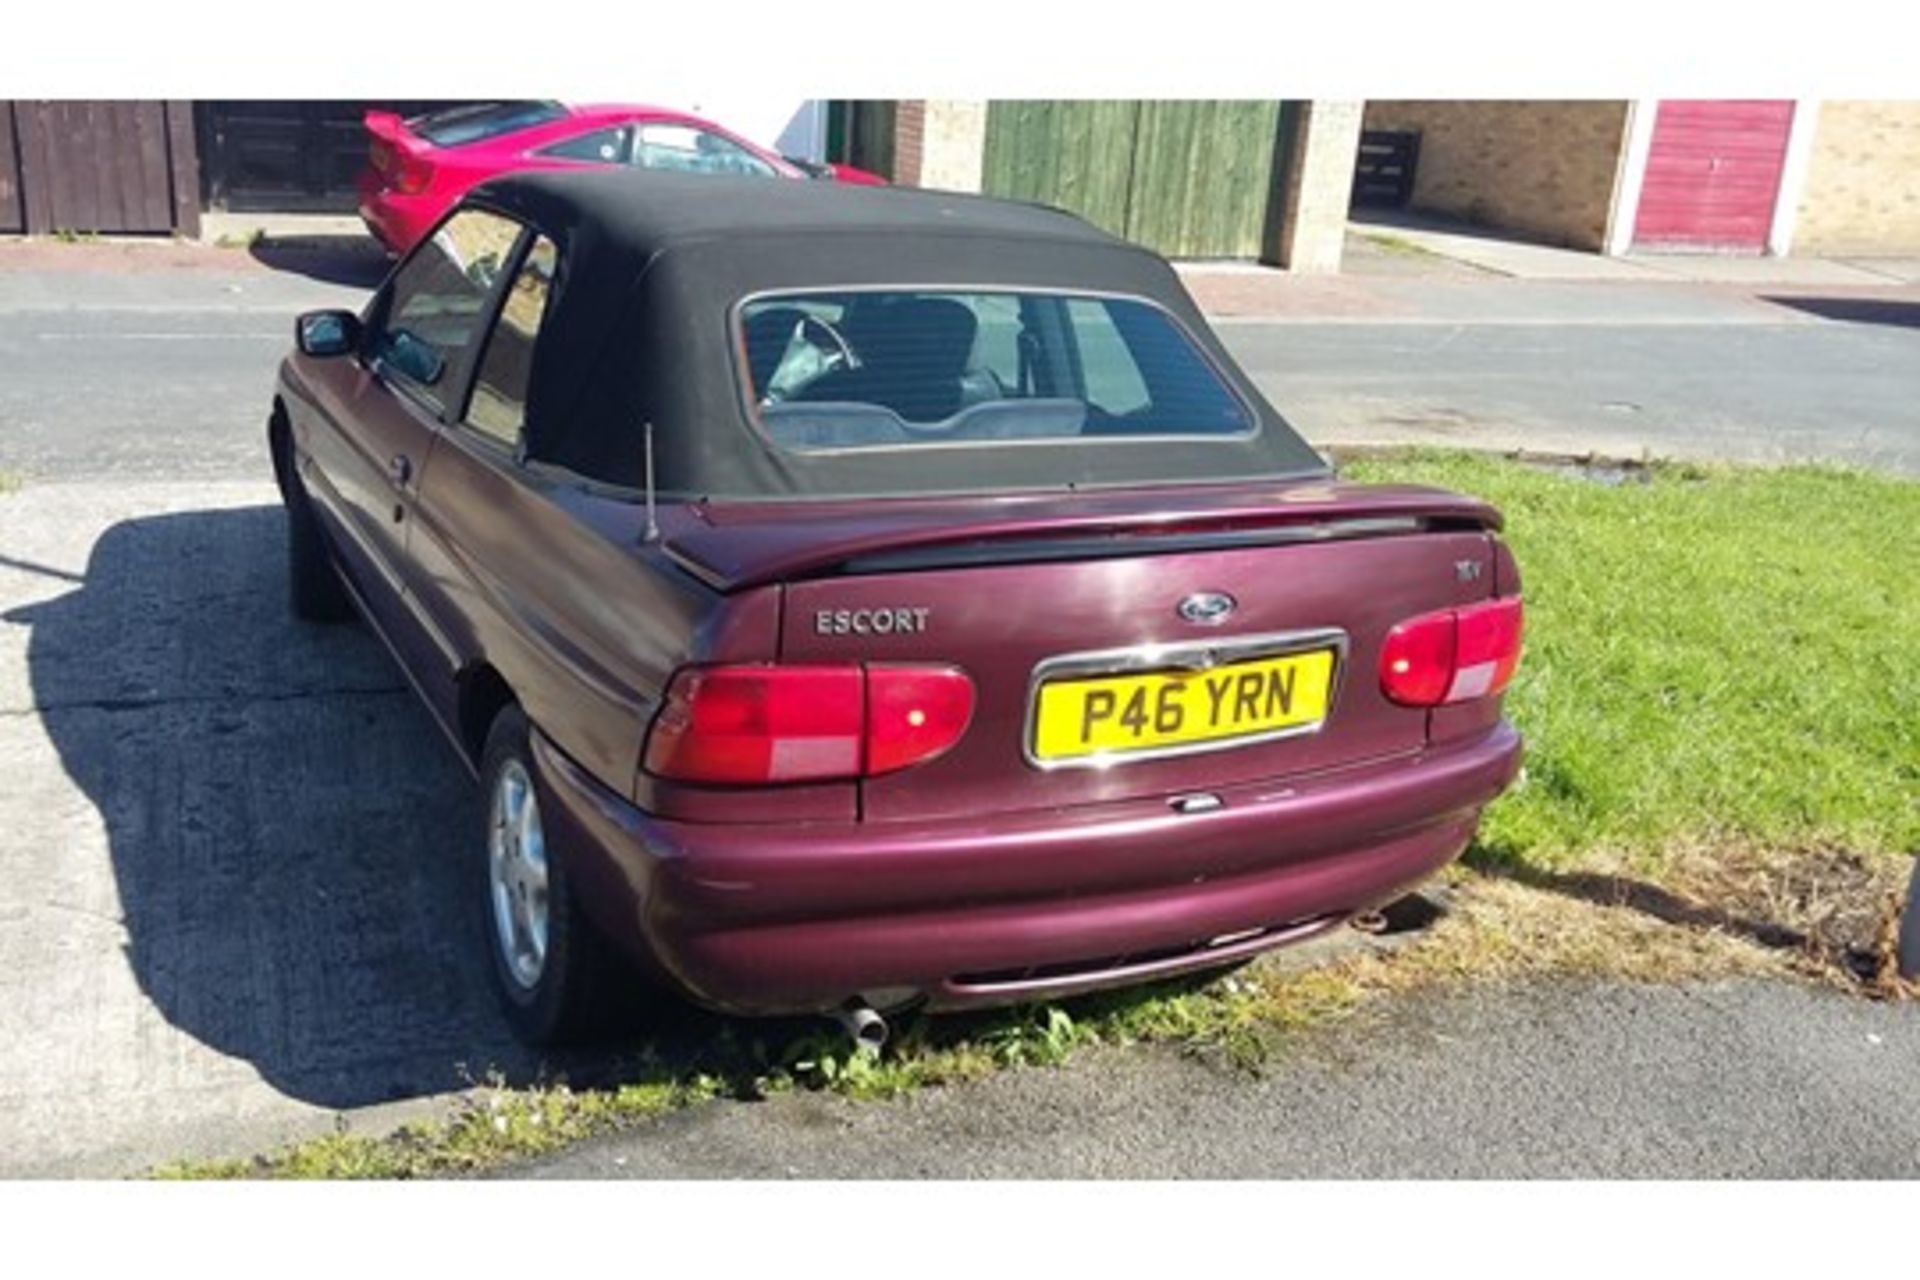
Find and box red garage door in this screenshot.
[1634,100,1794,253]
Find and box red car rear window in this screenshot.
[408,101,567,148]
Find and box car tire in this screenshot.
[286,483,354,623]
[478,704,617,1046]
[1898,857,1920,982]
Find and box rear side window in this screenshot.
[738,289,1254,451]
[539,127,627,163]
[408,101,567,148]
[466,235,558,447]
[370,208,524,411]
[632,123,778,177]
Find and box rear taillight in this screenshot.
[865,666,976,775]
[643,664,974,785]
[1380,597,1524,707]
[392,154,433,195]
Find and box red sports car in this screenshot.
[357,100,884,254]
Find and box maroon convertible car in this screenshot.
[272,170,1524,1045]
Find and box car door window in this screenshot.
[631,123,777,177]
[370,207,523,412]
[538,127,628,164]
[465,235,558,448]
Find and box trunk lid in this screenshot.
[667,481,1506,823]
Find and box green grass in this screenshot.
[0,472,18,495]
[1343,451,1920,867]
[154,451,1920,1178]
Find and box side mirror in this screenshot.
[382,328,446,386]
[296,310,360,358]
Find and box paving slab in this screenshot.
[1838,257,1920,285]
[1628,253,1909,287]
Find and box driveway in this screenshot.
[0,248,1916,1176]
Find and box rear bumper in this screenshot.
[355,179,435,255]
[532,722,1522,1016]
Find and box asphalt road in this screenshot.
[1226,312,1920,474]
[2,264,1917,482]
[0,257,1915,1177]
[0,268,368,483]
[525,980,1920,1179]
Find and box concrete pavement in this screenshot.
[1344,210,1920,287]
[0,480,549,1176]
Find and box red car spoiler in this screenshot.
[363,110,427,155]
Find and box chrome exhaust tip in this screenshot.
[832,1000,890,1052]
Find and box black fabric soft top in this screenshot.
[460,168,1329,498]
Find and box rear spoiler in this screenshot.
[661,483,1503,591]
[363,110,426,155]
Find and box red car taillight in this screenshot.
[1380,597,1524,707]
[391,154,434,195]
[643,664,974,785]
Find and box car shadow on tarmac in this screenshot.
[248,238,393,291]
[6,504,603,1111]
[1761,296,1920,329]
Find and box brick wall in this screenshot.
[1792,101,1920,255]
[891,101,925,187]
[1362,101,1631,251]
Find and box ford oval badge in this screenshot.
[1177,591,1237,626]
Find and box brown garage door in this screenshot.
[1633,100,1794,253]
[5,101,200,235]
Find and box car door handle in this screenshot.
[389,454,413,487]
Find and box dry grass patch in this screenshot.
[1276,844,1917,1019]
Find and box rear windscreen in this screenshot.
[738,289,1256,452]
[408,101,567,148]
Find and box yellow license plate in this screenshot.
[1031,648,1337,764]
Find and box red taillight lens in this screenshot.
[1380,610,1456,707]
[392,155,433,195]
[866,665,975,775]
[1380,597,1524,707]
[643,664,974,785]
[1452,597,1524,700]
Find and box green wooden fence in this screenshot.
[981,100,1289,259]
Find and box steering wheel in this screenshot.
[799,313,858,375]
